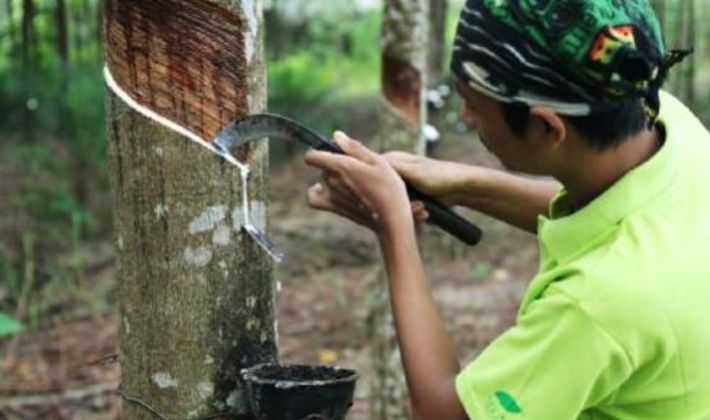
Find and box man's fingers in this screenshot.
[383,151,421,179]
[333,131,378,164]
[307,183,373,228]
[411,201,430,222]
[307,183,334,211]
[304,148,357,173]
[323,173,362,209]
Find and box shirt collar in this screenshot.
[538,121,680,265]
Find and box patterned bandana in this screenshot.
[451,0,692,122]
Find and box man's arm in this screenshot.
[304,135,469,419]
[379,212,468,420]
[385,153,560,233]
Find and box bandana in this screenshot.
[451,0,692,122]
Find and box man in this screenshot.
[305,0,710,418]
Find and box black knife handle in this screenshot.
[314,142,483,247]
[407,187,482,246]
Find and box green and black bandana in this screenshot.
[451,0,692,123]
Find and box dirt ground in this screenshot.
[0,118,540,419]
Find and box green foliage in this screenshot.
[267,10,381,117]
[0,312,24,338]
[268,51,338,111]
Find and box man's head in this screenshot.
[455,78,648,175]
[450,0,690,171]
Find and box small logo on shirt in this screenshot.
[494,390,522,414]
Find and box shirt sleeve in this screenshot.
[455,289,632,419]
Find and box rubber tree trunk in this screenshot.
[20,0,34,68]
[370,1,428,419]
[427,0,447,88]
[5,0,17,58]
[683,0,695,108]
[103,1,276,418]
[668,0,695,107]
[21,0,35,142]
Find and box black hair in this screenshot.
[501,99,649,150]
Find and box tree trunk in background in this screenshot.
[20,0,34,68]
[669,0,695,107]
[55,0,69,65]
[55,0,69,118]
[104,0,276,418]
[370,1,428,419]
[21,0,35,142]
[5,0,17,58]
[683,0,695,108]
[427,0,447,88]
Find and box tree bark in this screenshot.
[5,0,17,57]
[370,1,428,419]
[427,0,447,88]
[20,0,34,69]
[55,0,68,65]
[21,0,35,142]
[55,0,69,126]
[684,0,695,108]
[104,1,276,418]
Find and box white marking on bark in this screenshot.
[212,224,231,246]
[117,236,124,250]
[276,281,282,293]
[204,355,215,365]
[190,206,228,234]
[152,372,178,389]
[154,203,169,218]
[155,146,164,156]
[123,316,131,335]
[246,296,257,308]
[184,247,213,267]
[196,381,214,399]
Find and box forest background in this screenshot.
[0,0,708,418]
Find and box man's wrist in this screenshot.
[377,207,416,246]
[447,165,492,207]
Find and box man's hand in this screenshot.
[304,132,427,237]
[384,152,478,207]
[386,151,561,234]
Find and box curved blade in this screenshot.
[212,113,341,153]
[212,113,483,246]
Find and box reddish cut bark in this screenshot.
[382,55,423,125]
[104,0,248,141]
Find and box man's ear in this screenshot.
[529,107,566,149]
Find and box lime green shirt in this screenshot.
[456,92,710,419]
